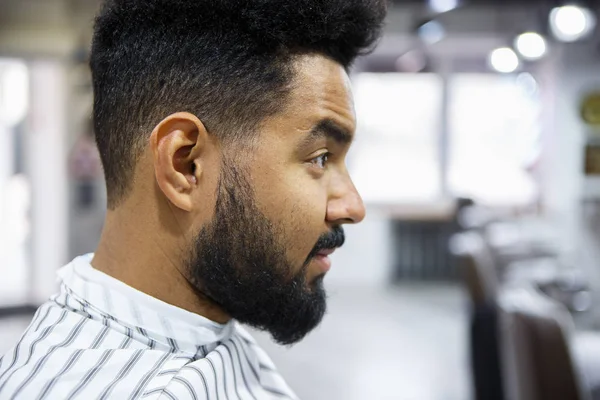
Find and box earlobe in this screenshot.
[150,112,208,212]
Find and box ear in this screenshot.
[150,112,211,212]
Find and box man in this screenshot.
[0,0,385,398]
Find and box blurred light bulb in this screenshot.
[515,32,547,60]
[418,20,446,45]
[550,5,596,42]
[395,49,427,73]
[429,0,459,14]
[516,73,539,96]
[489,48,520,74]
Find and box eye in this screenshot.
[310,153,331,169]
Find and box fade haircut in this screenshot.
[90,0,387,208]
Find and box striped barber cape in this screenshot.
[0,254,299,400]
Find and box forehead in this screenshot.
[262,54,356,137]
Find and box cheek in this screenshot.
[253,171,328,262]
[285,194,327,257]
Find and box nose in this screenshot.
[326,175,366,225]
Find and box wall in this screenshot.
[327,210,394,287]
[538,41,600,291]
[27,61,69,304]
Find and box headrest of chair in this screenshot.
[498,285,585,400]
[452,231,499,304]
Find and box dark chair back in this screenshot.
[452,232,499,306]
[499,286,589,400]
[452,231,504,400]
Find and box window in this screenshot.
[351,73,443,204]
[448,73,541,206]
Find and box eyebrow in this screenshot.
[303,119,354,146]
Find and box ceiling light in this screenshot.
[418,20,446,45]
[515,32,547,60]
[395,50,427,73]
[550,5,596,42]
[428,0,459,14]
[489,48,520,74]
[516,73,539,96]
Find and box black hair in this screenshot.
[90,0,387,208]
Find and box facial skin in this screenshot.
[187,160,346,344]
[92,53,365,344]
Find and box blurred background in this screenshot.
[2,0,600,399]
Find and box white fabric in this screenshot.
[0,254,298,400]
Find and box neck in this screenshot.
[91,208,231,324]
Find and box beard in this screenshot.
[186,161,345,345]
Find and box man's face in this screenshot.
[187,54,365,345]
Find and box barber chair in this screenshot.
[451,232,504,400]
[499,285,600,400]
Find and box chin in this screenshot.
[309,273,326,287]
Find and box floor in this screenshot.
[0,284,471,400]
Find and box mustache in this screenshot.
[307,226,345,261]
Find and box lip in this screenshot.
[312,248,337,273]
[316,248,336,257]
[313,254,332,272]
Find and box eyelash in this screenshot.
[310,152,331,169]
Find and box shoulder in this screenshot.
[0,303,187,399]
[0,344,182,399]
